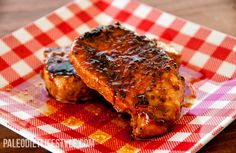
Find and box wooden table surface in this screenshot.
[0,0,235,152]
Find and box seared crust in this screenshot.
[42,47,95,103]
[70,23,185,138]
[157,41,181,67]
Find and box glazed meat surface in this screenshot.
[157,41,181,67]
[42,47,95,103]
[69,23,185,138]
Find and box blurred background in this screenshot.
[0,0,236,37]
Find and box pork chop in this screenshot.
[42,47,95,103]
[69,23,185,138]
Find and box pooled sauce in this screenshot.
[45,47,76,76]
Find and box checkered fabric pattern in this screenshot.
[0,0,235,152]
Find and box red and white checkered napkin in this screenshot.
[0,0,235,152]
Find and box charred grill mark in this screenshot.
[119,89,127,98]
[136,94,149,106]
[84,45,96,54]
[80,22,123,40]
[80,26,104,40]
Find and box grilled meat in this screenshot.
[157,41,181,67]
[69,23,185,138]
[42,47,95,103]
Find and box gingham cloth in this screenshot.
[0,0,235,152]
